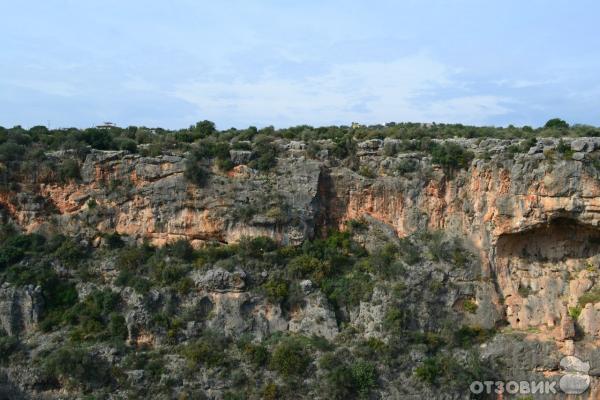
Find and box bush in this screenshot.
[579,288,600,307]
[249,135,278,171]
[263,277,289,304]
[66,289,123,342]
[453,326,494,348]
[0,334,19,364]
[397,159,418,174]
[569,306,582,320]
[239,236,277,258]
[556,139,574,159]
[383,308,409,333]
[184,159,209,187]
[350,361,378,398]
[167,239,195,261]
[115,270,151,294]
[545,118,569,129]
[322,270,373,309]
[118,138,137,153]
[58,159,81,182]
[193,120,217,138]
[82,128,115,150]
[415,352,491,391]
[52,236,88,267]
[463,300,478,314]
[104,232,125,249]
[216,156,235,172]
[108,313,128,340]
[269,337,312,378]
[180,331,228,368]
[40,345,113,388]
[262,383,278,400]
[430,142,474,173]
[319,354,378,399]
[242,342,270,367]
[288,254,331,284]
[358,166,376,178]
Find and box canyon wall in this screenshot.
[2,136,600,398]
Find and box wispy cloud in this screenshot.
[171,53,512,127]
[5,79,79,97]
[494,78,557,89]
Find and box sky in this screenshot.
[1,0,599,130]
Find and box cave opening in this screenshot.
[496,218,600,263]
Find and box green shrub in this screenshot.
[397,159,418,174]
[58,159,81,182]
[121,351,166,380]
[249,136,278,171]
[0,232,46,269]
[322,270,373,309]
[414,357,441,385]
[108,313,128,340]
[556,139,574,159]
[180,331,228,368]
[358,166,376,178]
[544,118,569,129]
[0,334,19,364]
[184,151,210,186]
[104,232,125,249]
[167,239,195,261]
[397,237,421,265]
[463,300,478,314]
[383,308,409,332]
[288,254,331,284]
[52,236,88,267]
[66,289,123,342]
[193,120,217,138]
[239,236,277,258]
[518,285,531,298]
[115,270,151,293]
[269,337,312,378]
[350,361,377,398]
[242,342,270,367]
[346,218,368,232]
[579,288,600,307]
[453,326,494,348]
[569,306,582,320]
[263,277,289,304]
[118,138,137,153]
[431,142,474,173]
[415,351,494,390]
[82,128,115,150]
[216,157,234,172]
[40,344,113,388]
[319,354,378,399]
[262,383,278,400]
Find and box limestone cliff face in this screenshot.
[3,137,600,342]
[3,137,600,399]
[3,150,321,247]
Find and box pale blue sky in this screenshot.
[1,0,599,129]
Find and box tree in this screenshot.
[194,120,216,138]
[544,118,569,129]
[431,142,474,173]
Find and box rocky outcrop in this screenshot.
[0,284,43,336]
[192,267,246,293]
[288,281,338,340]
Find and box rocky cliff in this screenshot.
[1,136,600,399]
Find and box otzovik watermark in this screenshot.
[470,380,558,395]
[470,356,591,396]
